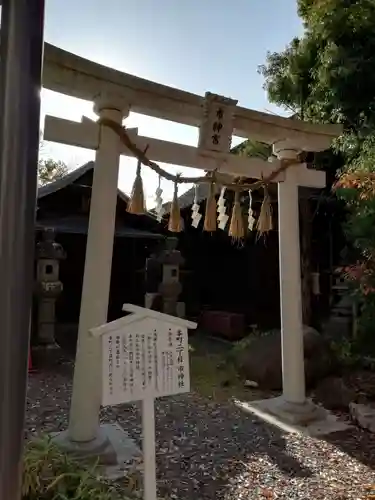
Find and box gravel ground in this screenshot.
[26,356,375,500]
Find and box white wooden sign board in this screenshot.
[101,316,191,407]
[91,304,197,500]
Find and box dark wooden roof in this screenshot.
[36,161,164,239]
[36,215,163,239]
[37,161,157,220]
[38,161,130,204]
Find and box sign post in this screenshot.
[142,397,157,500]
[90,304,197,500]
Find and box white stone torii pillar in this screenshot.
[57,94,131,451]
[274,142,309,411]
[242,140,348,433]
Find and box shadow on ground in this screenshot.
[27,332,375,499]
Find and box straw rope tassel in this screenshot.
[168,181,182,232]
[257,184,273,235]
[127,151,147,215]
[229,191,245,240]
[204,182,217,232]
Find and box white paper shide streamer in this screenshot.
[155,175,165,222]
[191,184,202,228]
[217,187,229,230]
[248,190,255,230]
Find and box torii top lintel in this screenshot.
[42,43,342,153]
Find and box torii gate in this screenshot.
[43,43,343,455]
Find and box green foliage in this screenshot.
[229,328,278,361]
[228,334,255,362]
[231,139,271,161]
[259,36,316,119]
[330,337,359,367]
[22,437,135,500]
[334,135,375,350]
[260,0,375,134]
[38,158,68,186]
[188,335,253,401]
[259,0,375,352]
[348,134,375,173]
[335,135,375,252]
[357,293,375,350]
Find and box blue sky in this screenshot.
[41,0,303,204]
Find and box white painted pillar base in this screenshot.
[68,96,129,443]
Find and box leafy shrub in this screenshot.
[334,135,375,354]
[330,337,359,367]
[22,437,135,500]
[229,328,279,362]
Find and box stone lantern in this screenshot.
[144,243,163,310]
[157,237,185,317]
[35,228,66,344]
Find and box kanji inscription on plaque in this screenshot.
[198,92,237,154]
[91,304,196,407]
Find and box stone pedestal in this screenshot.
[38,298,57,344]
[35,229,65,345]
[176,301,186,318]
[157,237,184,317]
[237,396,351,436]
[325,278,355,338]
[144,246,163,309]
[53,423,141,478]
